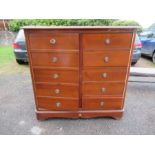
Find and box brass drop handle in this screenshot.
[53,73,59,79]
[56,102,61,107]
[54,89,60,94]
[50,38,56,44]
[101,87,106,93]
[51,57,58,63]
[105,38,110,44]
[100,101,104,106]
[104,56,109,63]
[101,73,107,78]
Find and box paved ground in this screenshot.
[0,68,155,135]
[135,56,155,68]
[0,30,155,134]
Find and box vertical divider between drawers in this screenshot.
[79,33,83,108]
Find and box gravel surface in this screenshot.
[0,72,155,135]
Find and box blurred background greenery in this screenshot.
[8,19,142,32]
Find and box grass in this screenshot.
[0,45,29,74]
[0,46,14,65]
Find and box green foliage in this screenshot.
[112,20,143,31]
[8,19,114,31]
[8,19,142,32]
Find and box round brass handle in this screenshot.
[104,56,109,63]
[51,57,58,63]
[50,38,56,44]
[101,73,107,78]
[100,101,104,106]
[101,87,106,93]
[54,89,60,94]
[56,102,61,107]
[53,73,59,79]
[79,113,82,117]
[105,38,110,44]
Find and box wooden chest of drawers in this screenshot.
[24,26,137,120]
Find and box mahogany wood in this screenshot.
[29,33,79,50]
[82,97,123,110]
[83,67,127,82]
[24,26,137,120]
[37,97,79,111]
[82,82,125,96]
[35,83,79,98]
[33,68,79,83]
[31,52,79,67]
[82,33,132,50]
[83,51,130,67]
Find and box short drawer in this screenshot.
[29,33,79,50]
[82,97,123,110]
[37,97,79,111]
[31,52,79,67]
[83,67,127,82]
[33,68,79,83]
[35,83,79,98]
[82,33,133,50]
[83,51,130,67]
[82,82,125,96]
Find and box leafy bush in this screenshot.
[8,19,114,31]
[8,19,142,32]
[112,20,143,31]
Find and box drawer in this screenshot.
[83,67,127,82]
[83,82,125,96]
[37,97,79,110]
[31,52,79,67]
[82,97,123,110]
[29,33,79,50]
[33,68,79,83]
[82,33,133,50]
[83,51,130,67]
[35,83,79,98]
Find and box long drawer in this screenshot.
[33,68,79,83]
[35,83,79,98]
[83,51,130,67]
[82,33,133,50]
[37,97,79,111]
[82,97,123,110]
[83,67,127,82]
[30,52,79,67]
[82,82,125,96]
[29,33,79,50]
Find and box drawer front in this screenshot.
[83,68,127,82]
[83,51,130,67]
[37,97,79,110]
[31,52,79,67]
[33,69,79,83]
[29,33,79,50]
[83,82,125,96]
[82,97,123,110]
[82,33,133,50]
[35,83,79,98]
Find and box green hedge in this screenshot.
[112,20,142,31]
[8,19,142,32]
[8,19,114,31]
